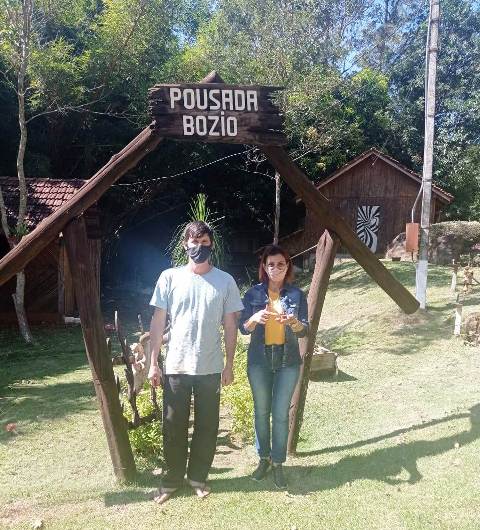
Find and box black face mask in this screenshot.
[186,244,212,264]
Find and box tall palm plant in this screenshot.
[168,193,227,267]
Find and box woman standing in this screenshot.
[240,245,308,489]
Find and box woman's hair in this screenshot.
[258,244,294,284]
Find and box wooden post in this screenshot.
[63,216,136,482]
[451,259,458,293]
[287,229,340,453]
[416,0,440,309]
[57,239,65,318]
[454,293,463,336]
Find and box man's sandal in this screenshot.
[153,486,178,505]
[187,479,211,499]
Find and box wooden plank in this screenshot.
[288,230,340,453]
[63,216,136,482]
[150,109,284,129]
[149,81,285,145]
[148,83,282,113]
[63,239,75,316]
[57,241,65,317]
[261,145,420,314]
[0,126,163,287]
[151,125,287,146]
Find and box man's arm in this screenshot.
[148,307,167,387]
[222,311,239,386]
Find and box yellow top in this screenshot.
[265,289,285,345]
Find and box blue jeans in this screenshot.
[247,363,300,464]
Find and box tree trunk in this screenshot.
[11,0,34,343]
[273,171,281,244]
[12,270,34,343]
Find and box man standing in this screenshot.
[148,221,243,504]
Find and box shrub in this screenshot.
[222,341,254,442]
[122,383,163,467]
[430,221,480,245]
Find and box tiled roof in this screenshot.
[0,177,87,229]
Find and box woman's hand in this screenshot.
[244,305,275,331]
[277,313,304,331]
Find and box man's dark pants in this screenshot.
[162,373,221,488]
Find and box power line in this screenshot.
[114,147,256,187]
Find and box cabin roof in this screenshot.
[308,147,454,204]
[0,177,87,229]
[314,148,454,204]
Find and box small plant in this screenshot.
[122,383,163,466]
[222,342,254,442]
[168,193,227,267]
[12,222,29,238]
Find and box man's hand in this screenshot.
[221,365,234,386]
[148,364,163,388]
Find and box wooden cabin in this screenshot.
[0,177,101,323]
[280,148,454,264]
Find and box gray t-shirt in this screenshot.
[150,265,244,375]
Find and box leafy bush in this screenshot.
[222,341,254,442]
[122,383,163,466]
[430,221,480,245]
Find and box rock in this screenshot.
[386,221,480,265]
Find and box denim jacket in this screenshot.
[239,282,309,368]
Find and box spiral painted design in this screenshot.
[356,205,380,252]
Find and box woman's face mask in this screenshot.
[264,258,288,282]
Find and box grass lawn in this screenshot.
[1,261,480,529]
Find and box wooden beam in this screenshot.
[0,127,162,287]
[63,216,136,482]
[288,229,340,453]
[261,146,420,314]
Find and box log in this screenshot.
[288,230,340,453]
[64,216,136,482]
[0,127,162,287]
[261,145,420,315]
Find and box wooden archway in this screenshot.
[0,72,419,482]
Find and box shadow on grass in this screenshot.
[309,370,357,383]
[103,405,480,506]
[287,406,480,493]
[296,411,471,457]
[0,326,90,389]
[214,403,480,495]
[0,380,96,444]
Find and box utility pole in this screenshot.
[416,0,440,309]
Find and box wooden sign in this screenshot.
[148,83,286,145]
